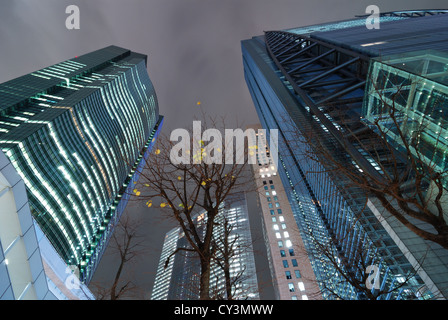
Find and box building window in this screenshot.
[273,224,279,231]
[282,260,289,268]
[267,197,271,202]
[265,191,270,196]
[291,259,298,267]
[275,232,281,239]
[272,190,277,195]
[268,203,273,208]
[278,241,283,248]
[291,296,298,300]
[283,231,290,238]
[277,209,282,214]
[269,180,273,184]
[285,240,292,248]
[281,223,287,229]
[273,196,278,201]
[270,185,275,189]
[298,282,305,291]
[294,270,302,278]
[289,249,295,256]
[271,217,277,222]
[270,210,275,215]
[275,202,280,208]
[302,295,308,300]
[280,250,286,257]
[285,271,292,279]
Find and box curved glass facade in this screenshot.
[0,46,163,283]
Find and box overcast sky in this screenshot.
[1,0,447,299]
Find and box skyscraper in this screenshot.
[151,193,259,300]
[242,10,448,299]
[0,45,163,284]
[248,124,321,300]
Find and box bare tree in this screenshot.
[135,115,255,299]
[89,214,147,300]
[210,210,259,300]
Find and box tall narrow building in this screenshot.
[0,45,163,285]
[248,124,321,300]
[242,10,448,299]
[151,193,259,300]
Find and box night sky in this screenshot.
[1,0,446,300]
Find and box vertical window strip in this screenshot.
[16,143,82,262]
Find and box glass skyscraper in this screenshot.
[0,45,163,284]
[242,10,448,299]
[151,193,259,300]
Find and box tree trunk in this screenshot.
[199,257,211,300]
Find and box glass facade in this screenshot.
[362,50,448,187]
[0,46,163,283]
[241,12,448,299]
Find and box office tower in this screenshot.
[0,46,163,285]
[151,193,259,300]
[248,124,321,300]
[1,150,94,300]
[242,10,448,299]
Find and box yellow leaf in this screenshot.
[201,181,206,186]
[146,201,152,207]
[135,191,141,196]
[178,176,182,180]
[155,149,161,154]
[160,203,166,208]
